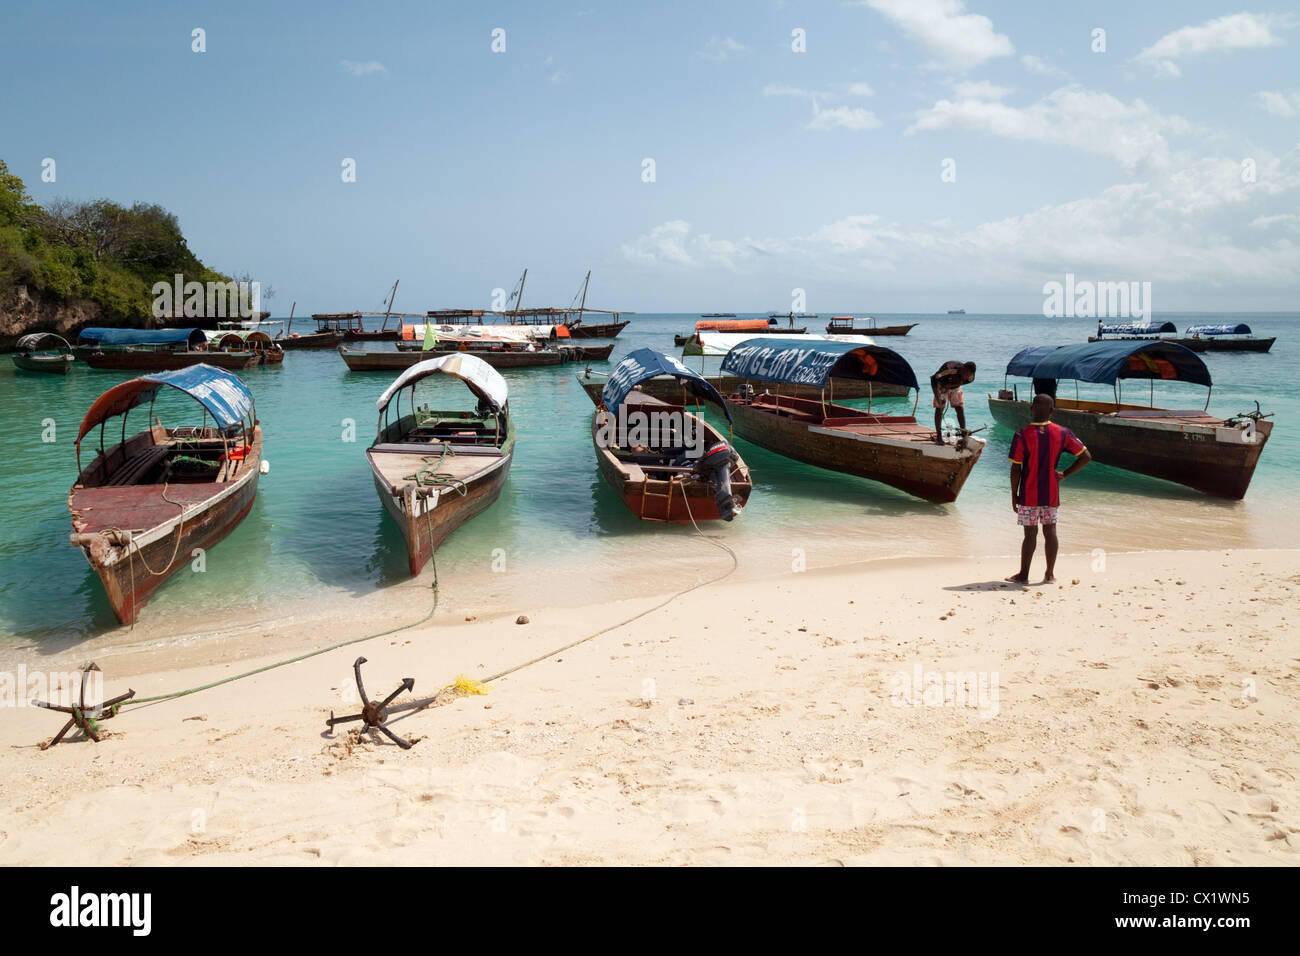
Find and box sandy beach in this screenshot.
[1,546,1295,866]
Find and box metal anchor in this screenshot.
[326,657,417,749]
[32,662,135,749]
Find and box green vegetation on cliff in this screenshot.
[0,158,231,319]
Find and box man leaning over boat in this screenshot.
[931,361,976,444]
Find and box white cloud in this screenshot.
[620,220,747,269]
[907,85,1193,172]
[1135,12,1289,77]
[1020,54,1067,78]
[808,104,883,131]
[340,59,386,77]
[1257,90,1300,117]
[844,82,875,97]
[857,0,1013,71]
[698,37,746,61]
[622,150,1300,290]
[1251,213,1300,229]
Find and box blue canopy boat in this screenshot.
[1175,323,1275,353]
[989,340,1272,499]
[590,348,751,522]
[718,338,986,503]
[74,327,259,371]
[68,365,264,624]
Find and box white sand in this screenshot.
[1,548,1296,865]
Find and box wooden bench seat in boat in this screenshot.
[821,414,914,427]
[104,444,171,487]
[370,441,504,457]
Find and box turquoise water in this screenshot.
[1,312,1296,647]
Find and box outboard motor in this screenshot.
[737,383,756,403]
[692,441,741,520]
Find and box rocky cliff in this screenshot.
[0,285,110,350]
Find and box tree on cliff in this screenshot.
[0,158,234,321]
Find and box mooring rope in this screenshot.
[111,471,737,731]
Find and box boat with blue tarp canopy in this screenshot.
[1185,323,1252,336]
[76,327,205,348]
[591,348,751,522]
[1014,340,1213,388]
[721,337,919,392]
[601,348,731,421]
[68,364,263,625]
[718,338,984,503]
[989,341,1271,499]
[1092,321,1177,337]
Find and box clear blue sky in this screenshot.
[3,1,1296,313]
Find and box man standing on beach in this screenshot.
[1007,394,1092,584]
[931,360,976,444]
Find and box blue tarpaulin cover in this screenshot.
[77,364,255,444]
[76,327,205,348]
[602,348,731,422]
[720,337,919,391]
[1185,323,1252,336]
[1004,340,1212,388]
[1097,321,1176,335]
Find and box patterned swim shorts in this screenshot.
[1017,505,1059,526]
[933,386,964,409]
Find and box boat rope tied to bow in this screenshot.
[405,445,467,495]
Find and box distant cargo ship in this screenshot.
[947,309,966,314]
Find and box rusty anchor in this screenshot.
[326,657,417,749]
[32,662,135,749]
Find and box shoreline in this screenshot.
[1,546,1295,865]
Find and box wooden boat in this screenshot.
[591,349,752,522]
[277,329,346,349]
[367,354,515,576]
[12,332,74,374]
[719,338,985,503]
[83,347,259,371]
[988,341,1272,499]
[340,345,564,370]
[68,365,262,625]
[1087,321,1273,353]
[581,372,907,404]
[560,342,615,361]
[567,317,630,338]
[826,315,916,336]
[312,312,399,342]
[673,318,806,346]
[207,330,284,365]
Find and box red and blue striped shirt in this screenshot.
[1009,422,1086,508]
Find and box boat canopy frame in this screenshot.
[720,336,922,416]
[74,364,257,474]
[1002,340,1214,409]
[15,332,72,354]
[601,348,732,423]
[374,353,510,441]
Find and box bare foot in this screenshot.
[1005,572,1029,584]
[1043,573,1056,584]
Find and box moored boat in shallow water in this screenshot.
[719,337,984,503]
[367,354,515,575]
[989,340,1272,499]
[68,365,263,625]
